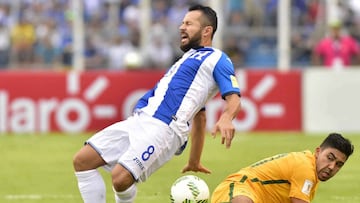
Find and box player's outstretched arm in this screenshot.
[211,93,241,148]
[182,110,211,174]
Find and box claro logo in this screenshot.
[0,73,117,133]
[207,73,285,131]
[0,71,298,133]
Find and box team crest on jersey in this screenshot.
[301,179,313,196]
[230,75,239,88]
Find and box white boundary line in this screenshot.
[4,194,76,200]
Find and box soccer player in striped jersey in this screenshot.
[211,133,354,203]
[73,4,241,203]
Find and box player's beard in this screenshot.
[180,30,202,52]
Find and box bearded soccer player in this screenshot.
[73,4,241,203]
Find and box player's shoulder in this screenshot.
[209,47,228,56]
[208,47,232,62]
[290,150,312,157]
[198,46,227,55]
[289,150,314,164]
[195,47,232,66]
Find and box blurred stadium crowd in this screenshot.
[0,0,360,70]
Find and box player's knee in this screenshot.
[112,175,132,192]
[112,166,135,192]
[72,150,93,171]
[72,151,86,171]
[73,145,106,171]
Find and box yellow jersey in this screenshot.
[211,150,319,203]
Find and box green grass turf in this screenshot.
[0,132,359,203]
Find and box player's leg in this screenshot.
[110,112,181,203]
[73,119,134,203]
[211,178,256,203]
[73,144,107,203]
[73,144,107,171]
[111,139,179,203]
[111,164,137,203]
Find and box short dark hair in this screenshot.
[320,133,354,158]
[188,4,217,38]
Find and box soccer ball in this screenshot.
[170,175,210,203]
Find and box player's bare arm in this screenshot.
[182,110,211,174]
[211,93,241,148]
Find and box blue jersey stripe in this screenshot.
[134,47,240,129]
[153,51,212,124]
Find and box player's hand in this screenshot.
[181,163,211,174]
[211,119,235,148]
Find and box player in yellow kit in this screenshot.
[211,133,354,203]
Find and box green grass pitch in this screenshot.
[0,132,359,203]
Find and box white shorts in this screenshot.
[86,111,182,182]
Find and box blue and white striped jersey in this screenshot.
[134,47,240,138]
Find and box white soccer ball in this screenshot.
[170,175,210,203]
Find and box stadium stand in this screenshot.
[0,0,358,70]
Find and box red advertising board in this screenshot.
[233,70,302,131]
[0,70,301,133]
[0,70,163,133]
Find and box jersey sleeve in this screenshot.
[212,52,241,99]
